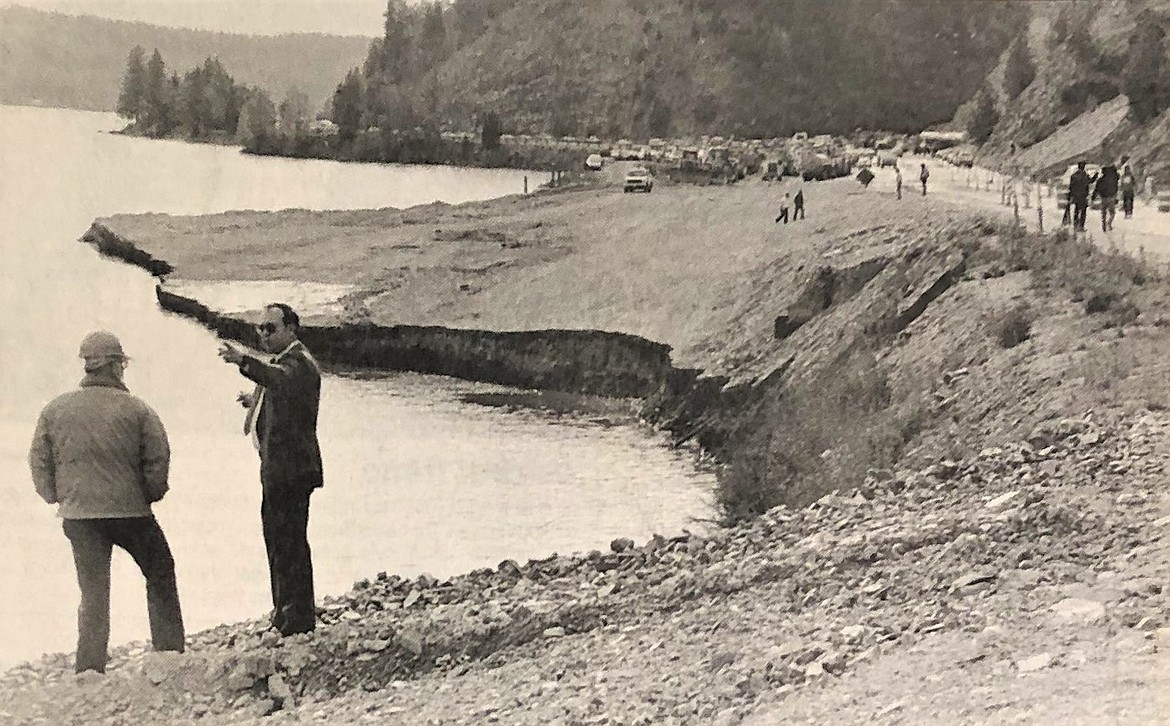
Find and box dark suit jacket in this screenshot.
[240,341,323,491]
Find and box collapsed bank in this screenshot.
[5,177,1170,723]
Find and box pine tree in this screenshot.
[141,49,170,135]
[332,69,365,143]
[1002,40,1035,99]
[381,0,413,86]
[967,86,999,144]
[180,66,208,138]
[480,110,502,150]
[420,2,448,72]
[1123,21,1169,123]
[116,46,147,122]
[237,89,277,151]
[278,89,312,137]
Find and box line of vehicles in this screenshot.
[586,130,977,193]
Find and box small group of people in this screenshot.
[1063,157,1138,233]
[29,303,323,673]
[774,185,806,223]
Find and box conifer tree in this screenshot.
[1123,21,1169,123]
[1003,40,1035,99]
[967,86,999,143]
[141,49,170,135]
[332,69,365,143]
[116,46,147,122]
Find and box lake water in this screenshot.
[0,105,713,668]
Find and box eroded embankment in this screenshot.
[155,286,674,398]
[83,216,997,518]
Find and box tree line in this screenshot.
[116,45,314,148]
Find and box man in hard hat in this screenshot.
[29,331,184,673]
[219,303,322,636]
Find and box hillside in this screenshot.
[350,0,1024,139]
[959,0,1170,180]
[0,6,372,112]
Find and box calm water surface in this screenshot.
[0,105,713,668]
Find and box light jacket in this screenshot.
[29,371,170,519]
[238,340,323,490]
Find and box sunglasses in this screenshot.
[258,323,279,335]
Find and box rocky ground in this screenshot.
[13,164,1170,724]
[2,411,1169,724]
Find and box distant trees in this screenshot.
[1002,40,1035,99]
[967,86,1000,144]
[480,110,502,150]
[1123,20,1170,123]
[278,89,312,138]
[116,47,270,141]
[237,89,277,150]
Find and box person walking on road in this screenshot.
[29,331,184,673]
[1095,163,1119,231]
[919,163,930,196]
[793,187,805,220]
[1121,165,1137,219]
[219,303,323,637]
[1068,161,1093,232]
[774,192,791,224]
[894,165,903,200]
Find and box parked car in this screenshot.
[624,166,654,193]
[585,154,604,171]
[953,151,975,168]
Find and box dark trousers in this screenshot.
[1123,191,1135,217]
[1072,201,1088,231]
[774,208,789,224]
[260,484,315,635]
[793,204,805,219]
[62,517,184,673]
[921,179,928,195]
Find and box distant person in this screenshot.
[793,187,805,220]
[1145,175,1155,204]
[894,165,903,200]
[919,163,930,195]
[1121,166,1137,219]
[1095,163,1119,232]
[29,332,184,673]
[1068,161,1093,232]
[774,192,791,224]
[219,303,323,636]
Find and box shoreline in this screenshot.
[9,173,1170,722]
[113,126,576,174]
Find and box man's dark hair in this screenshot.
[267,303,300,331]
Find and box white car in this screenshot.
[623,167,654,193]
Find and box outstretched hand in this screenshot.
[218,342,246,365]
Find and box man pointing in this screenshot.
[219,303,323,636]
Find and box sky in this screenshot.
[5,0,396,37]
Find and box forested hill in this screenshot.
[0,5,371,112]
[412,0,1027,138]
